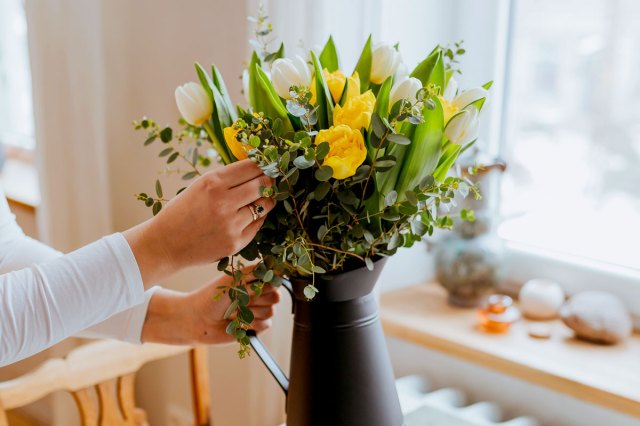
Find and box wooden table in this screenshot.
[380,283,640,418]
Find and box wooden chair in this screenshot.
[0,341,211,426]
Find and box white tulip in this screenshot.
[443,77,488,110]
[444,106,480,145]
[175,82,213,126]
[393,61,409,82]
[371,43,401,85]
[389,77,422,107]
[270,55,312,99]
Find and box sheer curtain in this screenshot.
[25,0,112,252]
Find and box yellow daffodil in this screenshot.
[311,70,361,105]
[315,124,367,179]
[223,125,248,161]
[333,90,376,130]
[343,71,361,102]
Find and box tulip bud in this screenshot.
[271,55,312,99]
[394,61,409,82]
[445,106,480,145]
[175,82,213,126]
[371,44,401,85]
[389,77,422,107]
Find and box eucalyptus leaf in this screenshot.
[387,133,411,145]
[293,156,315,169]
[314,165,333,181]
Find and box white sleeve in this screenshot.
[0,188,153,365]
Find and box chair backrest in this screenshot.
[0,341,211,426]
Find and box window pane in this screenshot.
[0,0,35,150]
[499,0,640,271]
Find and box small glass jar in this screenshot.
[477,294,521,333]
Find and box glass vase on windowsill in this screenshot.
[433,153,506,307]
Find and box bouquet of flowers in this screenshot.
[134,12,490,356]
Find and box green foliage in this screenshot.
[319,36,339,72]
[310,51,334,129]
[353,35,372,91]
[132,23,488,357]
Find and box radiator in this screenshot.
[398,375,539,426]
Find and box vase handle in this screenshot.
[247,280,294,394]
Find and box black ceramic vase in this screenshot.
[248,258,403,426]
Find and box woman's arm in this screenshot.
[0,160,276,366]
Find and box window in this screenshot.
[499,0,640,272]
[0,0,35,152]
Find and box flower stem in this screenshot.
[203,122,232,165]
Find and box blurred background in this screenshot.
[0,0,638,425]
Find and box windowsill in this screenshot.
[0,158,40,209]
[380,283,640,419]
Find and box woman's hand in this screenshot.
[124,160,275,287]
[140,270,281,345]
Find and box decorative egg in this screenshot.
[518,279,565,320]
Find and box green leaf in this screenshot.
[254,64,294,133]
[167,152,179,164]
[152,201,162,216]
[279,150,290,171]
[312,265,326,273]
[195,62,214,104]
[315,181,331,200]
[411,219,428,236]
[387,230,401,250]
[384,191,398,207]
[315,165,333,181]
[303,285,318,299]
[158,147,173,157]
[182,171,198,180]
[394,97,444,200]
[317,224,329,241]
[225,320,236,335]
[374,76,394,120]
[212,64,238,122]
[371,113,385,138]
[310,50,334,128]
[433,143,462,182]
[405,190,418,206]
[217,257,230,271]
[263,270,274,282]
[293,156,315,169]
[353,35,372,91]
[144,135,156,146]
[387,133,411,145]
[319,36,339,72]
[365,257,374,271]
[238,306,254,324]
[315,141,330,161]
[155,179,163,198]
[159,127,173,143]
[410,49,444,90]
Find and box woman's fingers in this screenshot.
[250,287,280,306]
[251,319,273,333]
[229,172,274,207]
[251,306,276,320]
[219,159,265,188]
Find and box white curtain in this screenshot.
[26,0,112,252]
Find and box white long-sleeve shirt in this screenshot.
[0,187,157,366]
